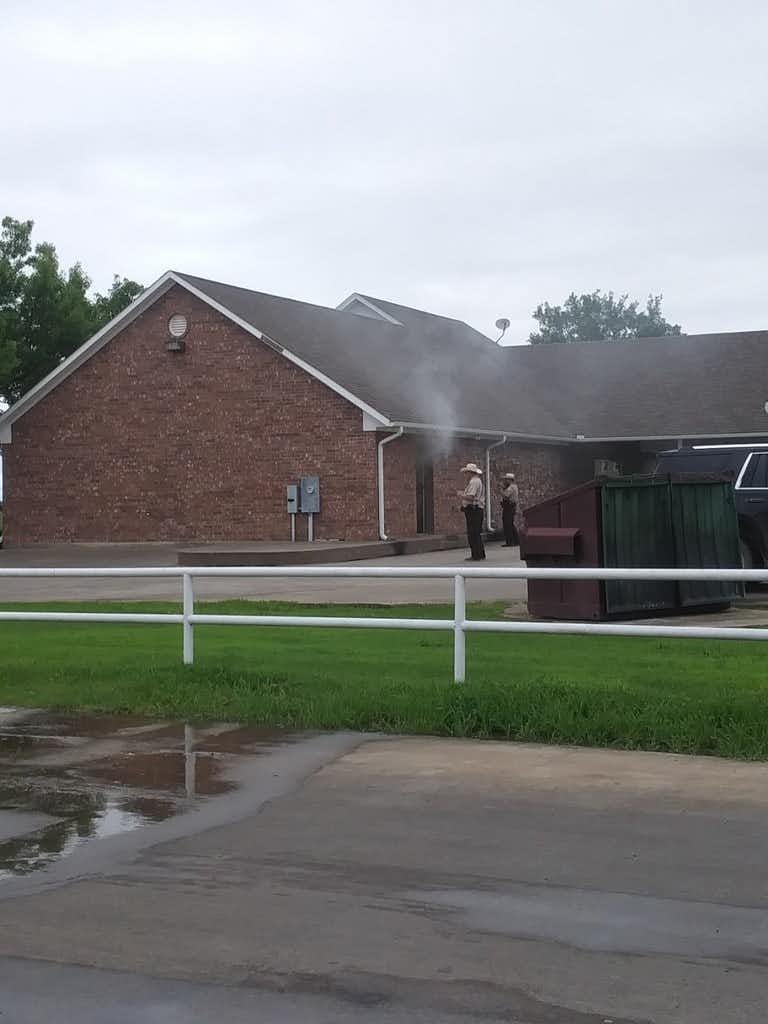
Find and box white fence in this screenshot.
[0,565,767,683]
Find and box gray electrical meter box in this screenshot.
[286,484,299,514]
[299,476,320,513]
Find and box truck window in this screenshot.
[739,453,768,488]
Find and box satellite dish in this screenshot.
[494,317,511,343]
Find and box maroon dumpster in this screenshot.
[520,481,602,619]
[520,475,741,620]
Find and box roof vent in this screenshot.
[167,313,188,352]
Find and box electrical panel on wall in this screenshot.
[299,476,320,513]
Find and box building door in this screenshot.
[416,459,435,534]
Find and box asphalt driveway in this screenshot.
[1,712,767,1022]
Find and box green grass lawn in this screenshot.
[1,599,768,759]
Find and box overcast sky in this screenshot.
[4,0,767,343]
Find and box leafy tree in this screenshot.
[92,275,143,330]
[0,217,143,405]
[0,217,33,395]
[529,290,681,344]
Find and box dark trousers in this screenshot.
[501,501,518,546]
[463,506,485,560]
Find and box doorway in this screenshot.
[415,459,435,534]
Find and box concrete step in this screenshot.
[177,534,468,567]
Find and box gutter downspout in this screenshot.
[485,435,507,530]
[378,427,404,540]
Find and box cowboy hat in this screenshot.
[504,473,516,479]
[460,463,482,474]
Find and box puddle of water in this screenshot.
[0,778,100,819]
[0,771,180,878]
[0,794,177,878]
[120,795,179,822]
[2,711,165,738]
[82,751,235,797]
[0,710,302,880]
[0,734,68,759]
[194,725,303,755]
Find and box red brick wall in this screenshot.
[391,437,596,539]
[433,439,488,535]
[2,286,381,544]
[488,441,652,524]
[380,432,417,539]
[381,434,488,539]
[2,283,645,546]
[490,443,594,518]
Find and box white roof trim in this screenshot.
[391,421,571,444]
[362,411,389,431]
[574,430,768,443]
[336,293,402,325]
[390,423,768,444]
[0,271,177,432]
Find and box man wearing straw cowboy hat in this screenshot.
[458,463,486,561]
[501,472,519,547]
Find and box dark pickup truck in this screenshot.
[655,446,768,568]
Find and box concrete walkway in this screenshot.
[2,730,768,1022]
[0,542,526,604]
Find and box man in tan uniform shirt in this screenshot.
[458,463,486,561]
[501,472,519,547]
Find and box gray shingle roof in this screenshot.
[503,332,768,439]
[175,273,570,437]
[179,274,768,440]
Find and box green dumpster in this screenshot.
[523,474,742,619]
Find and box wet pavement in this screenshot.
[0,707,300,879]
[2,726,768,1021]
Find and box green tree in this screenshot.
[0,217,33,394]
[529,290,681,344]
[0,217,142,405]
[91,274,143,330]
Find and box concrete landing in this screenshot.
[177,534,468,566]
[0,543,525,603]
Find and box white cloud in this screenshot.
[2,0,767,341]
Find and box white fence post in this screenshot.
[454,573,466,684]
[182,573,194,665]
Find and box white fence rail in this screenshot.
[1,565,767,683]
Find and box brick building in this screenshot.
[1,271,766,545]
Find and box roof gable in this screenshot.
[0,272,398,439]
[336,293,402,324]
[0,271,177,437]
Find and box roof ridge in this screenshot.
[358,293,473,327]
[174,272,400,328]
